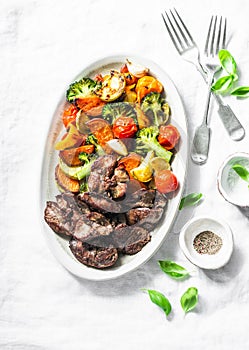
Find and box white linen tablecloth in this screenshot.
[1,0,249,349]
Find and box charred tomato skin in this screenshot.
[154,169,178,194]
[113,116,138,139]
[158,124,180,150]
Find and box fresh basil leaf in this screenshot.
[158,260,189,279]
[232,73,239,82]
[232,164,249,183]
[211,75,234,93]
[218,49,237,75]
[179,192,202,210]
[231,86,249,98]
[180,287,198,313]
[143,289,172,316]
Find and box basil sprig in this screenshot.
[211,50,237,93]
[231,86,249,97]
[219,49,237,77]
[180,287,198,313]
[142,289,172,316]
[179,192,203,210]
[232,164,249,187]
[211,50,249,96]
[158,260,189,279]
[211,75,234,94]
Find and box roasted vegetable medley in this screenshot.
[54,59,180,194]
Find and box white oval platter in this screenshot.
[40,55,188,281]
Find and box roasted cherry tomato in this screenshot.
[154,169,178,194]
[158,124,180,150]
[62,104,78,128]
[113,117,138,139]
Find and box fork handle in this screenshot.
[195,61,245,141]
[202,73,214,126]
[191,73,213,165]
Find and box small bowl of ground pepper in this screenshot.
[179,216,233,269]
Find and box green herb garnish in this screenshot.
[211,75,234,93]
[180,287,198,313]
[142,289,172,316]
[231,86,249,98]
[211,50,249,97]
[158,260,189,280]
[179,192,203,210]
[218,49,237,77]
[232,164,249,187]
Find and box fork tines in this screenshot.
[204,16,227,56]
[161,8,196,54]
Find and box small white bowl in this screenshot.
[179,216,233,270]
[217,152,249,208]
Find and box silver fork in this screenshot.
[191,16,225,164]
[161,9,245,143]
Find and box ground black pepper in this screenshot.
[193,231,223,255]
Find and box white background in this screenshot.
[1,0,249,349]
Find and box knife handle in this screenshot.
[215,95,245,141]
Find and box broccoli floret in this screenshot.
[136,127,172,162]
[77,152,97,179]
[86,134,105,156]
[102,102,137,124]
[141,92,170,127]
[66,77,101,102]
